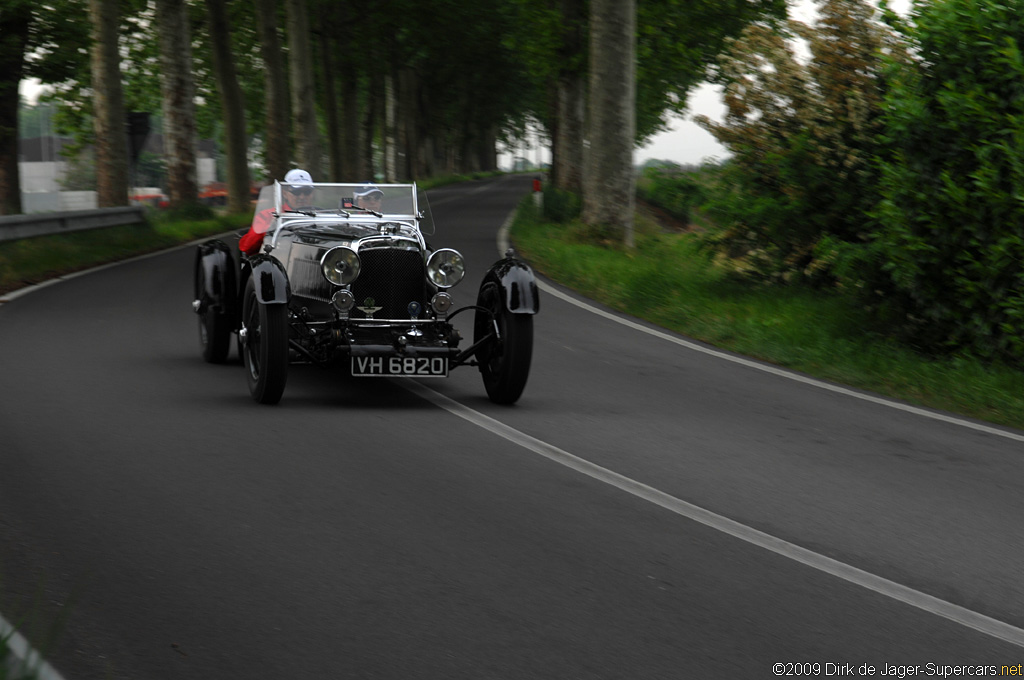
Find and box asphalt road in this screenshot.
[1,175,1023,679]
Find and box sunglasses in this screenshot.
[289,187,313,196]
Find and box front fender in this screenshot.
[195,239,237,315]
[482,255,540,314]
[248,254,290,304]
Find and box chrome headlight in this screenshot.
[425,248,465,288]
[321,246,360,285]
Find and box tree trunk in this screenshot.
[205,0,251,213]
[363,78,380,179]
[0,3,32,215]
[155,0,199,208]
[384,72,397,182]
[478,127,497,173]
[255,0,290,182]
[554,72,584,192]
[313,1,347,181]
[398,67,417,181]
[420,134,436,179]
[89,0,129,208]
[552,0,585,194]
[581,0,636,247]
[341,65,361,180]
[286,0,321,178]
[319,30,342,181]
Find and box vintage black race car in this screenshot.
[192,181,539,404]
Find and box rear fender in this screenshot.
[195,239,237,316]
[248,255,291,305]
[482,254,540,314]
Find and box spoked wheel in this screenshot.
[196,264,231,363]
[473,281,534,404]
[241,277,289,404]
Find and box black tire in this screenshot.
[196,264,231,364]
[474,281,534,404]
[241,277,289,404]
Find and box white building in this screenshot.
[18,135,217,213]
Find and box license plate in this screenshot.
[351,355,449,377]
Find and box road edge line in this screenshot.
[399,378,1024,650]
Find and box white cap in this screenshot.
[354,183,383,198]
[283,168,313,187]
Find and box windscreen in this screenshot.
[255,182,433,240]
[251,184,279,234]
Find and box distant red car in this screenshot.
[199,182,228,206]
[130,193,169,209]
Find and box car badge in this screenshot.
[357,297,383,318]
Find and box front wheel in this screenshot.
[474,281,534,405]
[241,277,289,404]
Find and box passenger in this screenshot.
[353,183,384,212]
[239,168,315,256]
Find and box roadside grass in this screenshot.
[510,197,1024,431]
[0,211,252,297]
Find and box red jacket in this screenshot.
[239,205,285,255]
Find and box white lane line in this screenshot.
[0,612,68,680]
[398,378,1024,649]
[497,217,1024,444]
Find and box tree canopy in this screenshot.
[5,0,785,213]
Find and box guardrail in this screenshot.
[0,206,146,243]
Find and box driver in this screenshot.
[353,183,384,212]
[239,168,315,256]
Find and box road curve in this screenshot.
[1,175,1022,679]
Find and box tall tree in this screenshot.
[384,72,397,181]
[338,23,362,180]
[581,0,637,247]
[204,0,251,212]
[255,0,290,182]
[88,0,129,207]
[0,0,87,214]
[155,0,199,207]
[316,8,342,182]
[514,0,786,199]
[286,0,320,177]
[553,0,585,193]
[398,67,419,180]
[0,0,33,214]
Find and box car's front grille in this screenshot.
[350,247,426,319]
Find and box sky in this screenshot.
[19,0,910,169]
[635,82,729,167]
